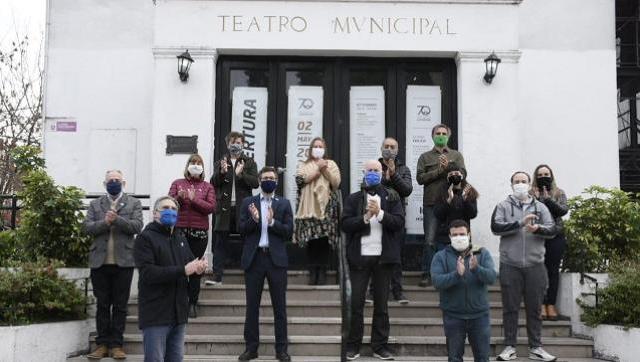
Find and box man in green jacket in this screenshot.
[416,124,465,286]
[431,219,496,362]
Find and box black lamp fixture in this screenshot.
[483,52,501,84]
[177,50,194,82]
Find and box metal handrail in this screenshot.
[580,273,600,308]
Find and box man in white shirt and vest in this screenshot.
[342,159,406,361]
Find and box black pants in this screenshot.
[213,206,236,277]
[306,237,330,267]
[369,233,405,296]
[348,257,393,353]
[178,227,209,305]
[544,234,567,305]
[244,249,288,354]
[90,265,134,348]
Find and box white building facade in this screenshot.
[43,0,619,261]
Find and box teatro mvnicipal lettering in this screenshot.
[217,15,456,36]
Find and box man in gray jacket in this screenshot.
[83,170,143,360]
[491,171,558,362]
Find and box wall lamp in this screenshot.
[177,50,194,82]
[483,52,501,84]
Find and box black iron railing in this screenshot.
[0,194,151,230]
[580,273,601,309]
[336,192,351,362]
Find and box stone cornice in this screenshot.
[456,50,522,64]
[152,47,218,59]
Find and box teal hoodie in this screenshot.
[431,245,497,319]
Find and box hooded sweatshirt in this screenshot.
[491,195,557,268]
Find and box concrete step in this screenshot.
[70,355,605,362]
[89,335,594,357]
[128,299,526,319]
[124,316,572,338]
[197,284,504,302]
[210,270,433,286]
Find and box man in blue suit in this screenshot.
[238,166,293,362]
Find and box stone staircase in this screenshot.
[72,270,597,361]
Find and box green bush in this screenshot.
[0,230,24,264]
[579,258,640,328]
[563,186,640,273]
[12,169,90,266]
[0,260,86,325]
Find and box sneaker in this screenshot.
[496,345,517,361]
[238,350,258,361]
[393,293,409,305]
[205,275,222,286]
[365,290,373,304]
[529,346,557,361]
[346,351,360,360]
[373,349,395,360]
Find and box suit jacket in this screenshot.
[238,194,293,270]
[341,185,405,266]
[211,153,259,231]
[83,194,143,269]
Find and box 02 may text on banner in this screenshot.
[405,85,441,235]
[231,86,268,170]
[286,86,324,211]
[349,86,386,193]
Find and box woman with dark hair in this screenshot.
[294,137,341,285]
[531,164,568,321]
[433,165,479,250]
[168,154,216,318]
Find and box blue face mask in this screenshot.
[106,180,122,196]
[261,180,277,194]
[159,209,178,227]
[364,171,382,187]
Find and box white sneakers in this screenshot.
[496,346,557,362]
[529,346,558,361]
[496,346,518,361]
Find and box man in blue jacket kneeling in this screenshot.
[431,219,497,362]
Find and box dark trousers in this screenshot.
[306,237,331,267]
[369,232,405,296]
[213,206,236,277]
[178,228,208,305]
[421,206,438,276]
[443,313,490,362]
[90,265,134,347]
[544,234,566,305]
[244,249,288,354]
[347,257,393,353]
[500,263,548,348]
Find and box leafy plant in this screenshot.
[0,230,24,264]
[563,186,640,273]
[0,260,86,325]
[579,258,640,328]
[11,169,89,266]
[10,145,45,174]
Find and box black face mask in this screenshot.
[537,176,553,190]
[447,175,463,186]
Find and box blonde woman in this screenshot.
[295,137,341,285]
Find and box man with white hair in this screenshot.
[342,160,405,361]
[83,170,143,360]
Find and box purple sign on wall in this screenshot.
[55,121,77,132]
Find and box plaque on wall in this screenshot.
[166,135,198,155]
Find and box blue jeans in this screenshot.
[443,313,490,362]
[421,206,438,275]
[142,324,186,362]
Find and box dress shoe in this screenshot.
[276,351,292,362]
[110,346,127,360]
[540,304,548,320]
[87,345,109,359]
[547,304,559,321]
[238,350,258,361]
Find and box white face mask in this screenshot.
[512,183,531,200]
[311,147,325,159]
[187,164,203,177]
[450,235,470,252]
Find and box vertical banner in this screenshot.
[286,86,324,210]
[405,85,442,234]
[231,87,268,170]
[349,86,386,193]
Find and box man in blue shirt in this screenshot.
[431,219,497,362]
[238,167,293,362]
